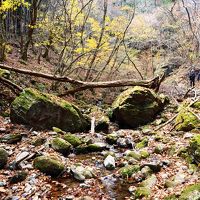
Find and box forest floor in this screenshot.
[0,101,199,200]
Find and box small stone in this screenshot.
[104,155,115,170]
[80,183,90,188]
[9,171,28,184]
[0,128,6,133]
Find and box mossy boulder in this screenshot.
[0,134,22,144]
[0,68,10,79]
[10,88,89,132]
[189,134,200,164]
[175,110,199,131]
[33,156,64,177]
[51,137,72,156]
[111,86,165,128]
[0,148,8,169]
[119,164,140,178]
[63,133,82,147]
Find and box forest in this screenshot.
[0,0,200,199]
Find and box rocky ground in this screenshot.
[0,100,199,200]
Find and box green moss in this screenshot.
[119,165,140,178]
[135,187,151,198]
[32,137,46,146]
[192,101,200,110]
[11,88,89,132]
[140,149,150,158]
[0,148,8,169]
[179,183,200,199]
[0,68,10,78]
[75,144,89,154]
[189,134,200,164]
[87,143,106,152]
[175,110,199,131]
[63,133,82,147]
[106,133,118,145]
[112,86,164,128]
[52,127,66,134]
[0,134,22,144]
[164,195,178,200]
[135,137,148,149]
[51,137,72,156]
[126,151,142,161]
[33,156,64,177]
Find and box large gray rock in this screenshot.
[111,86,165,128]
[10,88,89,132]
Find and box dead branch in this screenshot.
[0,76,23,95]
[183,87,194,99]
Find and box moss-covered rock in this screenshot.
[0,148,8,169]
[189,134,200,164]
[111,86,165,128]
[140,149,150,159]
[75,144,89,154]
[135,187,151,199]
[106,133,118,145]
[87,142,106,152]
[119,164,140,178]
[33,156,64,177]
[125,150,142,161]
[0,68,10,79]
[135,137,148,149]
[10,88,89,132]
[135,175,157,199]
[175,110,199,131]
[63,133,82,147]
[51,137,72,156]
[0,134,22,144]
[192,101,200,110]
[164,183,200,200]
[179,183,200,199]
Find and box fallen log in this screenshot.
[0,63,164,96]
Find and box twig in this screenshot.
[155,114,178,131]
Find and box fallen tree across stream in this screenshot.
[0,64,164,96]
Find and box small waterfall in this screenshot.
[91,116,95,134]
